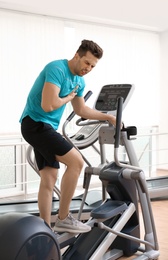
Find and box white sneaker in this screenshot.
[54,213,91,234]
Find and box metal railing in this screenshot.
[0,126,168,200]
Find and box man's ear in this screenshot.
[74,52,80,60]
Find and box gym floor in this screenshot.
[0,195,167,259]
[120,199,168,260]
[0,171,167,260]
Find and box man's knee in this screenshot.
[57,148,84,171]
[74,152,84,169]
[40,167,58,190]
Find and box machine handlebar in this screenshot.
[114,97,124,148]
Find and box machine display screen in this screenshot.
[95,84,132,112]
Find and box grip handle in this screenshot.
[114,97,123,148]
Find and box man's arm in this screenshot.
[71,96,116,126]
[41,82,77,112]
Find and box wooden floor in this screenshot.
[120,199,168,260]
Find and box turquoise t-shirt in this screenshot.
[20,59,85,130]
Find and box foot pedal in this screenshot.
[91,199,127,219]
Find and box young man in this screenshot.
[20,39,116,233]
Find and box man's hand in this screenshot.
[107,114,123,129]
[68,86,78,101]
[107,114,117,126]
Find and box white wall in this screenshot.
[0,9,160,134]
[157,30,168,170]
[160,30,168,131]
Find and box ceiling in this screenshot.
[0,0,168,32]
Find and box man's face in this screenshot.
[73,51,99,76]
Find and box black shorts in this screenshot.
[21,116,73,170]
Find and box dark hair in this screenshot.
[76,40,103,59]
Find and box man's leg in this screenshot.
[38,166,58,226]
[54,147,91,233]
[56,147,84,220]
